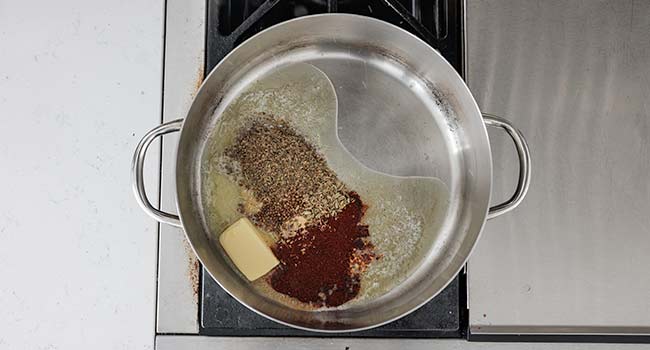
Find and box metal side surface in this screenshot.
[157,336,650,349]
[156,0,205,334]
[466,0,650,336]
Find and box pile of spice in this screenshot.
[220,113,377,307]
[270,192,376,306]
[224,113,351,234]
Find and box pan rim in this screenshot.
[175,13,492,333]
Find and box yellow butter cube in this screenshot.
[219,218,279,281]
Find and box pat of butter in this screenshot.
[219,218,279,281]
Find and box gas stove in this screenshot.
[156,0,466,339]
[200,0,465,337]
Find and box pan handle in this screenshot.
[131,119,184,227]
[483,114,531,220]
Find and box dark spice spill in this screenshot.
[270,192,376,307]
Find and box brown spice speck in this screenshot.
[182,238,200,300]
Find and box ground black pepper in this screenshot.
[224,113,350,233]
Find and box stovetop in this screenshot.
[200,0,465,338]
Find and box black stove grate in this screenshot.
[201,0,465,338]
[206,0,462,72]
[202,273,460,337]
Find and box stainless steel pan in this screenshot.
[132,14,531,332]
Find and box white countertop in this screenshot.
[0,1,164,349]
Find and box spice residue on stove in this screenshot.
[218,113,378,307]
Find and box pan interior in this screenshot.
[200,61,452,309]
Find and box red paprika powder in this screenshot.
[269,192,376,307]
